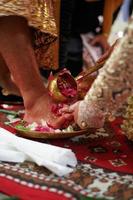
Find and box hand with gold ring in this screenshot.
[60,100,106,129]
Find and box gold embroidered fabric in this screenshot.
[84,16,133,114]
[121,95,133,140]
[0,0,58,69]
[77,15,133,128]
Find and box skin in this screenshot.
[0,53,20,96]
[90,34,110,53]
[0,16,112,129]
[0,16,69,128]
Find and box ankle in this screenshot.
[24,88,49,110]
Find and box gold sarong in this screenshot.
[0,0,58,69]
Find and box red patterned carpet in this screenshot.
[0,103,133,200]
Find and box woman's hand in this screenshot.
[90,34,110,53]
[48,98,106,130]
[59,100,105,129]
[48,112,74,129]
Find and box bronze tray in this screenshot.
[14,127,89,139]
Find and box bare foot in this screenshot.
[23,92,54,123]
[23,91,74,129]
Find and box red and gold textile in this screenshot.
[0,103,133,200]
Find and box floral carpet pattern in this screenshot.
[0,103,133,200]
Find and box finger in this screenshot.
[97,43,114,63]
[90,37,98,46]
[55,114,74,129]
[60,102,79,113]
[102,44,110,53]
[97,50,109,62]
[69,102,80,111]
[60,105,72,113]
[48,114,74,129]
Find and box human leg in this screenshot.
[0,16,55,124]
[0,53,20,96]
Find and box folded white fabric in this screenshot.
[0,128,77,176]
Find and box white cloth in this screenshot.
[0,128,77,176]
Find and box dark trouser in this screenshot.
[59,0,76,69]
[66,35,83,77]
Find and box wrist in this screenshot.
[102,32,109,38]
[77,100,106,129]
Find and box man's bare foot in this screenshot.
[23,92,56,124]
[23,92,74,129]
